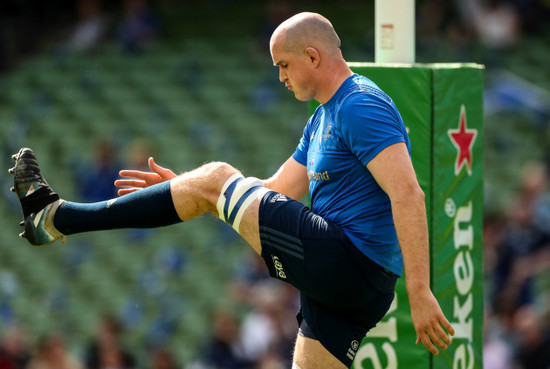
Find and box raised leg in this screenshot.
[10,148,265,255]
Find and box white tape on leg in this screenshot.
[216,175,266,233]
[216,173,243,222]
[232,186,269,233]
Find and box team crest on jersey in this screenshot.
[322,123,333,141]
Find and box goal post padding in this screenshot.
[311,63,484,369]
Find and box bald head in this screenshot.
[271,12,342,59]
[270,12,352,103]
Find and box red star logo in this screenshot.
[448,105,477,176]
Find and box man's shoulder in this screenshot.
[338,75,393,108]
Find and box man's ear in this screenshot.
[304,47,320,67]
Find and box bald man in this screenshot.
[11,12,454,369]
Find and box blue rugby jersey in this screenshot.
[292,74,411,276]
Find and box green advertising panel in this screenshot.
[309,63,483,369]
[431,66,484,369]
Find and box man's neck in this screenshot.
[316,63,353,104]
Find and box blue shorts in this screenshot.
[258,191,398,367]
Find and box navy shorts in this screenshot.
[258,191,398,367]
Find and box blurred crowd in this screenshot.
[483,161,550,369]
[0,0,161,72]
[189,257,299,369]
[4,0,549,69]
[0,256,299,369]
[0,317,178,369]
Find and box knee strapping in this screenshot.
[216,173,265,233]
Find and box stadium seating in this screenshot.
[0,26,305,363]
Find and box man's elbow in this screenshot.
[411,185,425,202]
[391,183,425,206]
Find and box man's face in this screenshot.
[270,35,315,102]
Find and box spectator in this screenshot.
[489,162,550,315]
[513,306,550,369]
[194,308,251,369]
[150,348,178,369]
[239,281,296,367]
[117,0,159,54]
[483,311,513,369]
[483,161,550,368]
[123,138,155,172]
[462,0,521,50]
[69,0,106,53]
[231,253,271,304]
[25,334,83,369]
[76,140,121,202]
[0,326,30,369]
[84,316,136,369]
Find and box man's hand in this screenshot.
[409,288,455,355]
[115,157,177,196]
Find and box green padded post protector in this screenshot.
[310,63,484,369]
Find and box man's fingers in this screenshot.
[149,157,176,178]
[437,324,453,346]
[119,169,149,179]
[149,157,168,174]
[116,159,173,194]
[434,317,454,346]
[148,157,157,171]
[118,188,138,196]
[419,332,439,355]
[411,293,454,355]
[417,320,454,355]
[428,326,448,350]
[442,318,455,337]
[114,179,146,188]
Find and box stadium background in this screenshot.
[0,1,549,368]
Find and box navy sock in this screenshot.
[54,180,182,235]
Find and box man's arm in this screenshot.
[263,157,309,201]
[366,142,455,355]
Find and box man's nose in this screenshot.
[279,68,287,82]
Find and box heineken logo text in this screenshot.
[451,201,475,369]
